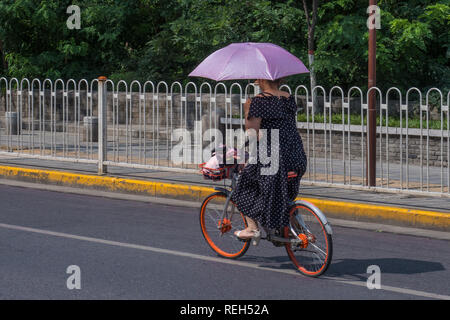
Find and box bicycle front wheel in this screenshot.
[200,192,250,259]
[284,202,333,277]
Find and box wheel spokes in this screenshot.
[286,205,331,276]
[201,194,249,258]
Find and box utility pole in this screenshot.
[367,0,378,186]
[302,0,319,115]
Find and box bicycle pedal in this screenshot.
[271,241,285,247]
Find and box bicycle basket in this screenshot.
[199,163,233,181]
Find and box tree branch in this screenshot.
[311,0,318,33]
[302,0,311,29]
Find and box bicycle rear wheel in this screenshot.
[284,202,332,277]
[200,192,250,259]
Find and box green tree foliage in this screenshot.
[0,0,165,80]
[0,0,448,92]
[314,0,450,92]
[137,0,309,86]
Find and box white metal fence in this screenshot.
[1,77,449,196]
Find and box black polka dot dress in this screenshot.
[231,92,307,230]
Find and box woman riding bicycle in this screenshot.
[232,78,308,243]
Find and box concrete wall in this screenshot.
[299,129,448,168]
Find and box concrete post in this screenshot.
[83,116,98,142]
[5,111,20,135]
[367,0,377,187]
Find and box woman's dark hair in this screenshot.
[265,78,284,87]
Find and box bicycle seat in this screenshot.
[288,171,298,179]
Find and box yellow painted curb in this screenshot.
[0,165,215,201]
[298,197,450,231]
[0,164,448,231]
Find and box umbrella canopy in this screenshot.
[189,42,309,81]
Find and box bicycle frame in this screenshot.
[213,170,297,245]
[212,167,332,245]
[200,166,333,277]
[213,168,239,225]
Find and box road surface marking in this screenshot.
[0,222,448,300]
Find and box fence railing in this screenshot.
[1,77,449,196]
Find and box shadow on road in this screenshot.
[239,255,296,271]
[325,258,445,281]
[239,256,445,281]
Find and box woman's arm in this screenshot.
[242,98,261,168]
[244,98,261,137]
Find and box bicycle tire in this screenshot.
[284,202,333,277]
[200,192,250,259]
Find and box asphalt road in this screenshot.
[0,184,449,300]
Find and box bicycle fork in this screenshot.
[213,187,235,236]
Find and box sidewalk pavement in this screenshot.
[0,154,449,232]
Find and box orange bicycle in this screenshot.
[199,163,333,277]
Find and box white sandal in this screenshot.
[234,229,261,246]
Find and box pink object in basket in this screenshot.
[200,145,249,181]
[204,154,220,170]
[200,145,240,180]
[210,145,238,166]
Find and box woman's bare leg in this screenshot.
[234,216,259,239]
[245,216,258,231]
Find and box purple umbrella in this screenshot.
[189,42,309,81]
